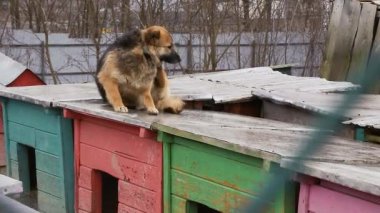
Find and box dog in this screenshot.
[95,26,185,115]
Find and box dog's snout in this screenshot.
[173,52,181,62]
[160,51,181,64]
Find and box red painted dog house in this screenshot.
[64,109,162,213]
[0,53,45,168]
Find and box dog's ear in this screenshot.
[144,29,160,45]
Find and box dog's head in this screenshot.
[141,26,181,64]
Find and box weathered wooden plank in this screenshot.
[171,143,270,195]
[343,116,380,129]
[321,0,345,79]
[77,170,102,213]
[35,150,62,177]
[173,136,264,168]
[7,100,60,134]
[118,180,160,213]
[80,144,161,191]
[0,174,22,195]
[0,83,100,107]
[35,130,61,156]
[252,89,380,129]
[171,170,274,213]
[308,185,380,213]
[57,100,155,129]
[79,118,161,166]
[161,133,172,213]
[10,160,19,179]
[348,2,377,82]
[0,134,4,167]
[78,187,93,212]
[78,166,93,190]
[9,141,18,161]
[118,203,144,213]
[329,0,361,81]
[368,7,380,94]
[59,116,74,213]
[37,189,65,213]
[171,195,187,213]
[8,122,35,147]
[36,170,64,198]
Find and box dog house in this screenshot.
[0,84,99,213]
[169,68,380,143]
[0,53,45,171]
[281,161,380,213]
[153,111,306,213]
[57,100,163,213]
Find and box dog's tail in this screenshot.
[156,96,185,114]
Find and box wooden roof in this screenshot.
[0,67,376,129]
[0,83,100,107]
[170,67,358,103]
[55,99,380,164]
[252,89,380,129]
[0,53,28,86]
[57,99,380,196]
[1,82,380,196]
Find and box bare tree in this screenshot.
[2,0,331,81]
[35,0,60,84]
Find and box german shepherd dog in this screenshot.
[96,26,185,115]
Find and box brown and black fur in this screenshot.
[95,26,185,115]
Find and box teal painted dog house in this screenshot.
[0,84,100,212]
[2,99,73,213]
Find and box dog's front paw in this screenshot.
[114,105,129,113]
[147,107,159,115]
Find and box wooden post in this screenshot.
[251,41,256,67]
[186,39,193,73]
[327,0,361,81]
[40,41,46,82]
[347,3,377,83]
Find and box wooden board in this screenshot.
[347,2,377,82]
[299,183,380,213]
[252,89,380,129]
[0,174,22,195]
[329,0,361,81]
[368,6,380,94]
[187,67,358,94]
[57,99,163,129]
[343,116,380,129]
[321,0,345,79]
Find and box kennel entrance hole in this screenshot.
[100,171,118,213]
